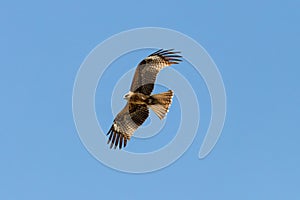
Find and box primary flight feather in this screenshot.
[107,49,182,149]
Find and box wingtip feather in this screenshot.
[150,48,183,65]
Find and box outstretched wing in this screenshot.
[107,103,149,149]
[130,49,182,95]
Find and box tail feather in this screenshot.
[148,90,174,120]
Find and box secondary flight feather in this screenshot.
[107,49,182,149]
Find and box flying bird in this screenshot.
[107,49,182,149]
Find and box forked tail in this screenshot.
[148,90,174,120]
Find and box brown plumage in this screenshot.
[107,49,182,149]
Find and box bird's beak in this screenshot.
[123,92,132,100]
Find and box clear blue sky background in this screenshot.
[1,1,300,199]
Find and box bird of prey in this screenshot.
[107,49,182,149]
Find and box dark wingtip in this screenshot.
[150,49,183,64]
[124,138,127,147]
[106,124,127,150]
[119,135,123,149]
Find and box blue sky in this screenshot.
[1,1,300,199]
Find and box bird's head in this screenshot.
[123,91,133,101]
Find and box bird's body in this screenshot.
[125,92,148,105]
[107,49,182,149]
